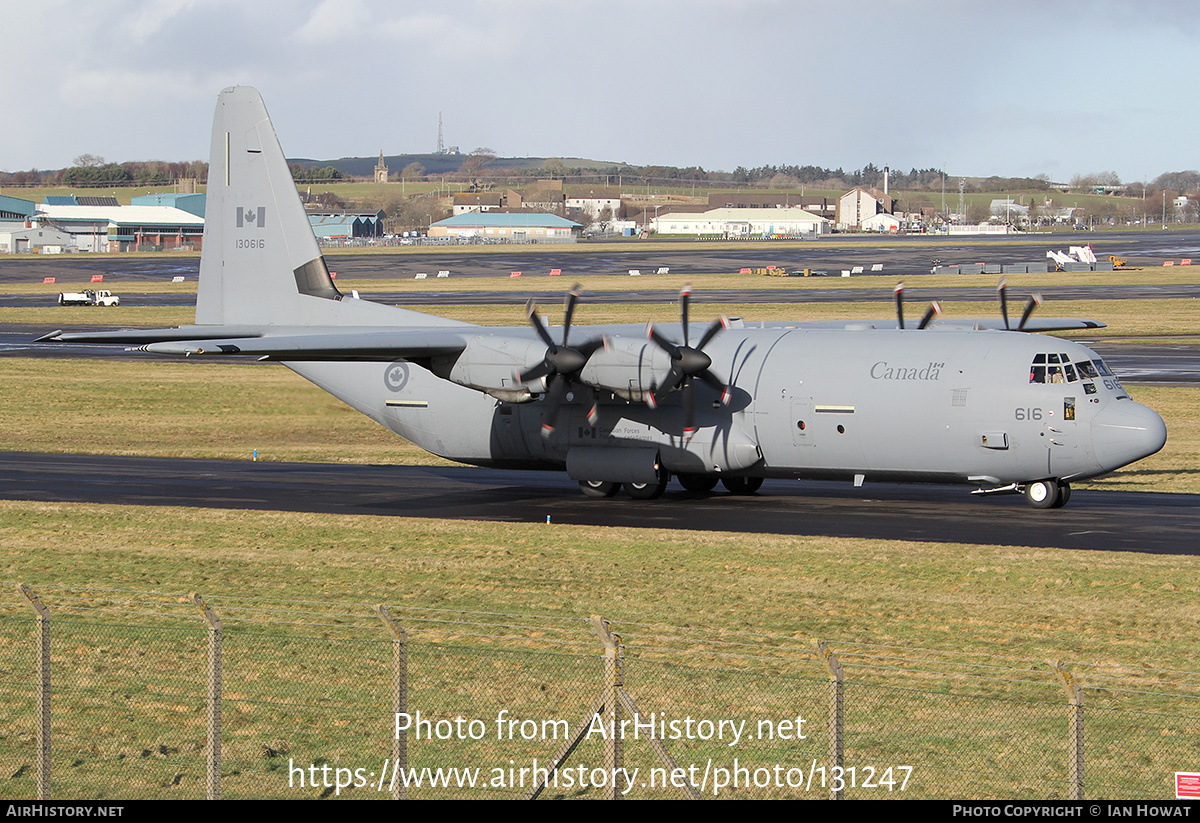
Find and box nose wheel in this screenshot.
[1024,479,1071,509]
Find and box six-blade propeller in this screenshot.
[518,286,606,437]
[645,285,731,438]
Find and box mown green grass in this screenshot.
[3,501,1199,668]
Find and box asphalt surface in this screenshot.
[2,452,1196,555]
[5,283,1200,310]
[4,229,1200,286]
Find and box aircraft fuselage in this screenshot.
[290,325,1164,492]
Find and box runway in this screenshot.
[1,451,1195,555]
[4,229,1200,287]
[4,283,1200,310]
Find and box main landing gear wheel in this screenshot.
[579,480,619,498]
[626,467,670,500]
[1024,479,1069,509]
[721,476,764,495]
[677,473,719,492]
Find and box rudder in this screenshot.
[196,86,407,328]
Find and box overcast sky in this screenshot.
[5,0,1198,184]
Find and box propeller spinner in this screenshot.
[645,285,731,438]
[518,286,606,437]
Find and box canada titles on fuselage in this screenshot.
[869,361,945,381]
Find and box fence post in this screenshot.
[591,616,623,800]
[376,605,408,800]
[1051,660,1084,800]
[18,585,51,800]
[192,594,222,800]
[813,639,844,800]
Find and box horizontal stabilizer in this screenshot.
[39,326,267,344]
[135,328,472,360]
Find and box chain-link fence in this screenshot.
[2,585,1197,800]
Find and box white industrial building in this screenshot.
[861,213,903,233]
[653,207,829,237]
[836,187,895,230]
[33,203,205,252]
[565,187,621,221]
[0,225,73,253]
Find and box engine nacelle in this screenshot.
[578,339,673,402]
[434,335,548,401]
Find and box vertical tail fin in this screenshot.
[196,86,413,328]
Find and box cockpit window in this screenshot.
[1029,353,1107,384]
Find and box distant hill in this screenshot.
[287,154,622,177]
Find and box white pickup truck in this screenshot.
[58,289,120,306]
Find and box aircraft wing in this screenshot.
[953,318,1105,332]
[786,318,1106,332]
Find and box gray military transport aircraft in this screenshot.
[38,86,1167,508]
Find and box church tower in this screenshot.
[374,151,389,184]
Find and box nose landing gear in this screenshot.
[1024,479,1071,509]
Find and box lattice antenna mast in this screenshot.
[437,112,444,154]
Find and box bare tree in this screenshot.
[72,153,105,168]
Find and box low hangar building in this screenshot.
[653,207,829,237]
[429,212,582,241]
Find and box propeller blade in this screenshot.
[917,301,941,330]
[576,336,608,358]
[561,286,581,346]
[682,379,696,437]
[650,367,685,406]
[518,361,553,383]
[1017,293,1043,330]
[697,369,732,406]
[894,282,905,329]
[679,284,692,346]
[526,300,556,349]
[695,316,728,351]
[539,376,569,438]
[647,323,681,359]
[997,278,1010,330]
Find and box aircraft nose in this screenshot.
[1091,401,1167,471]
